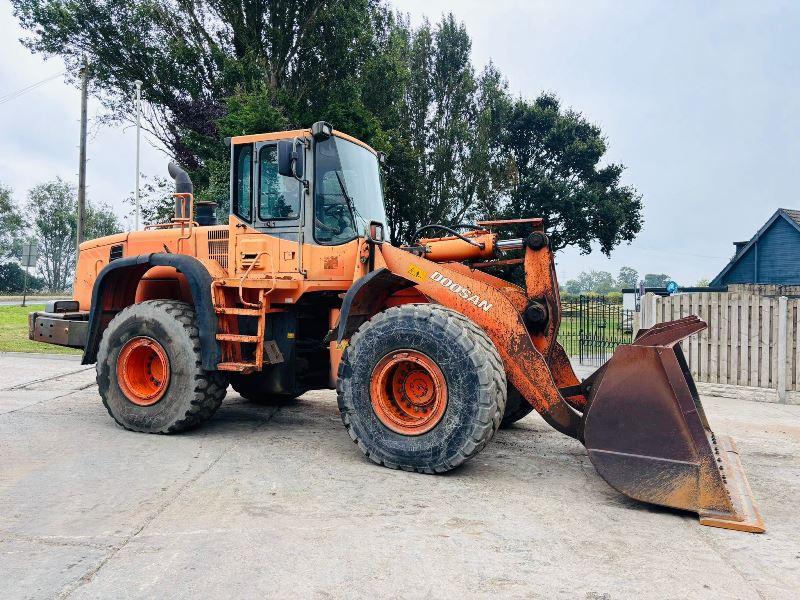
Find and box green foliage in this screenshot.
[617,266,638,288]
[559,291,580,304]
[12,2,644,256]
[0,262,45,294]
[0,183,25,259]
[644,273,671,288]
[563,270,618,295]
[563,279,583,295]
[562,268,639,296]
[696,277,710,287]
[124,176,175,227]
[501,95,643,254]
[25,179,122,292]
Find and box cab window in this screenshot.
[259,145,300,220]
[233,144,253,221]
[314,136,386,245]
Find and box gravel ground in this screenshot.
[0,352,798,599]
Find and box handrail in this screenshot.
[142,192,196,243]
[144,221,200,230]
[238,251,276,308]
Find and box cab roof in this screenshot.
[230,129,377,155]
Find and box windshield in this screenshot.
[314,136,387,244]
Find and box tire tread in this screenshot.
[96,300,226,433]
[337,303,506,473]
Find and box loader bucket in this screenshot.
[581,317,765,533]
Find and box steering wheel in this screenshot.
[313,203,344,236]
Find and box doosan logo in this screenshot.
[430,272,493,312]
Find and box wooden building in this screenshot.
[711,209,800,286]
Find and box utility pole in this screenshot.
[76,55,89,252]
[134,79,142,230]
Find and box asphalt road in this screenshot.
[1,352,798,599]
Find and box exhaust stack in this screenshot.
[168,162,193,220]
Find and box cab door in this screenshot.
[229,140,304,276]
[254,141,304,275]
[230,141,266,275]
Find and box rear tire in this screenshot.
[337,304,506,473]
[96,300,227,433]
[229,373,298,405]
[500,385,534,428]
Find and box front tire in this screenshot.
[337,304,506,473]
[96,300,227,433]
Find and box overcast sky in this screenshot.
[1,1,798,285]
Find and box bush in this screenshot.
[0,262,45,294]
[560,292,580,304]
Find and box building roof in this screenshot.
[710,208,800,286]
[783,209,800,228]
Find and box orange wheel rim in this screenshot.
[370,350,447,435]
[117,336,170,406]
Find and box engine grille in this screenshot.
[109,244,124,262]
[207,229,229,269]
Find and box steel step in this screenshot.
[216,362,256,373]
[215,307,262,316]
[216,333,260,343]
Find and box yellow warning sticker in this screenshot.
[407,264,427,280]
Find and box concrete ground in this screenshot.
[0,353,798,600]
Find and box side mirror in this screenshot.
[277,139,304,178]
[368,221,385,243]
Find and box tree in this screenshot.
[696,277,710,287]
[563,279,583,295]
[87,201,122,240]
[382,15,487,243]
[562,270,615,295]
[124,176,175,228]
[12,0,386,198]
[591,271,616,295]
[0,183,25,259]
[616,266,638,288]
[501,94,643,255]
[644,273,671,288]
[13,3,644,257]
[26,179,121,292]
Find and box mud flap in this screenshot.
[581,317,765,533]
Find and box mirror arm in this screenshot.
[291,136,309,191]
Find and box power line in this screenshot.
[0,70,66,106]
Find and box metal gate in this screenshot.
[558,296,635,366]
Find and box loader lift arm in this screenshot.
[375,235,584,438]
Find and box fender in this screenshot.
[82,253,221,370]
[336,268,414,343]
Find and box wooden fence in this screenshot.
[640,292,799,403]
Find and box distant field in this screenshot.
[0,304,81,354]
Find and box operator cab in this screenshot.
[229,121,388,245]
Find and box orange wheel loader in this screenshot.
[29,121,764,533]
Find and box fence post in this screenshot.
[778,296,788,403]
[642,293,657,328]
[650,294,658,327]
[639,293,648,329]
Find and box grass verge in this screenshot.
[0,304,81,354]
